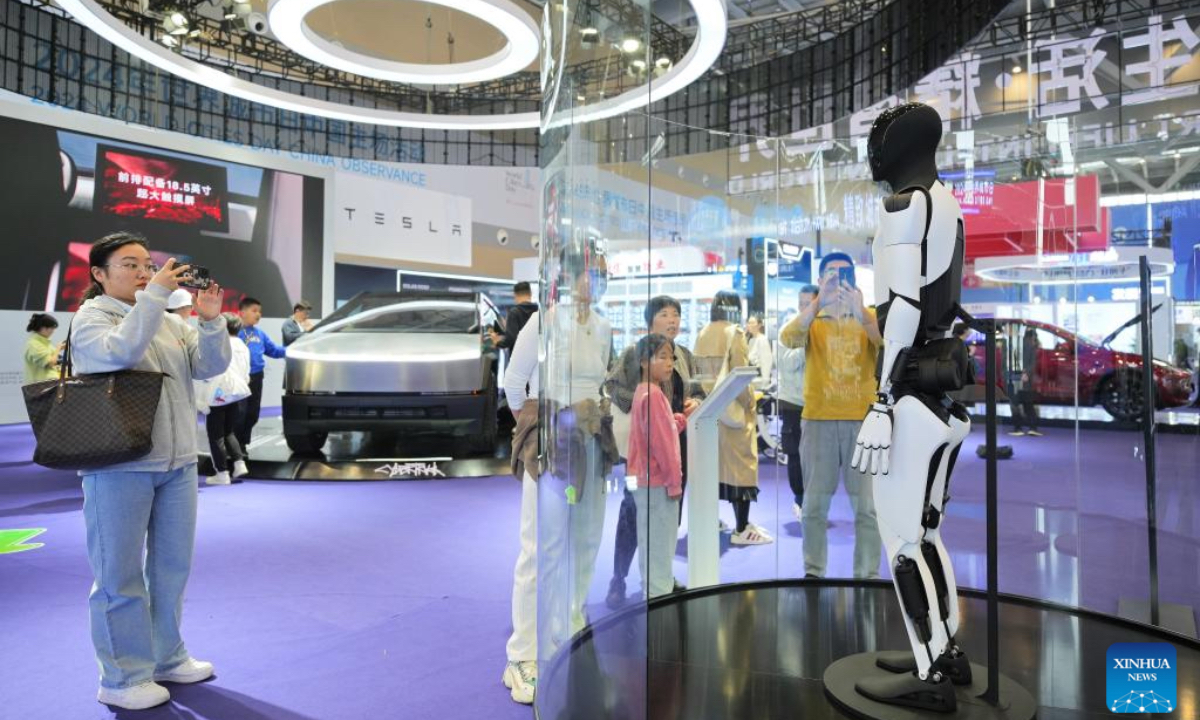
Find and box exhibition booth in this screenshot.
[1,0,1199,716]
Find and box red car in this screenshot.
[967,316,1194,421]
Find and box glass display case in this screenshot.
[534,3,1200,718]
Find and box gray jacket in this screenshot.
[776,342,806,408]
[605,342,705,415]
[70,283,231,474]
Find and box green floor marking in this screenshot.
[0,529,47,554]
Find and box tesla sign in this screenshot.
[334,171,473,267]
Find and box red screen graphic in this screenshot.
[96,147,229,230]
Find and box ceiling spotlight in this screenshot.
[621,37,641,53]
[1012,64,1023,74]
[655,56,671,68]
[163,11,188,35]
[232,9,270,35]
[632,58,646,70]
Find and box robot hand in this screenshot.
[852,401,894,475]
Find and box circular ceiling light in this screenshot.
[268,0,540,85]
[54,0,726,131]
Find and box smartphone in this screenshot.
[837,266,856,288]
[179,265,212,290]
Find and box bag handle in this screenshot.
[61,317,75,381]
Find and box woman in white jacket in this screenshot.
[196,313,252,484]
[71,232,230,710]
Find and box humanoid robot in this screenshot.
[852,102,975,713]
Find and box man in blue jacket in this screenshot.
[235,296,287,451]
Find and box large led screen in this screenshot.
[0,115,325,314]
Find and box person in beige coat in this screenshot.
[693,290,771,545]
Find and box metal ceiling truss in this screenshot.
[718,0,884,72]
[980,0,1194,55]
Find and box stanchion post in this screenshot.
[960,306,1001,705]
[981,317,1000,704]
[1138,256,1161,628]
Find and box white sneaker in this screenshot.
[793,503,802,521]
[502,660,537,704]
[748,523,775,542]
[154,657,214,684]
[97,681,170,710]
[730,527,773,545]
[232,460,250,479]
[205,471,231,485]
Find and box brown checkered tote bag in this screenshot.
[22,321,164,470]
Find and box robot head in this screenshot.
[867,102,943,185]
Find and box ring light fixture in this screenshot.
[54,0,727,131]
[268,0,540,86]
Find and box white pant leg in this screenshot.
[569,441,606,633]
[635,486,681,599]
[506,471,538,662]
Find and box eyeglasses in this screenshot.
[107,263,159,274]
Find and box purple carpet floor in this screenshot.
[1,419,1197,719]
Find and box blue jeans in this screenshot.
[82,465,198,689]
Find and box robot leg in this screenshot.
[878,406,974,686]
[926,406,970,638]
[857,397,957,713]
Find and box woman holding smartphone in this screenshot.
[71,231,231,710]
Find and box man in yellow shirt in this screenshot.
[779,252,883,578]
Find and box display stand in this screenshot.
[685,366,758,589]
[1116,257,1197,637]
[824,313,1035,720]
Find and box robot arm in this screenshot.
[853,192,928,475]
[876,245,923,399]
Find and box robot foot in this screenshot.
[856,671,958,714]
[874,650,973,686]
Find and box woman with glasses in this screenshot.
[71,232,231,710]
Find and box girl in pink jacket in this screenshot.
[627,334,695,598]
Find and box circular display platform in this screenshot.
[535,580,1200,720]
